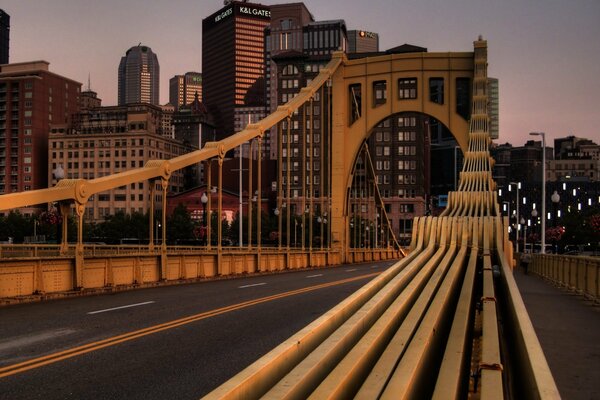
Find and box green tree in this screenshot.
[167,204,195,244]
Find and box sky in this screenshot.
[3,0,600,146]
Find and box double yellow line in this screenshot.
[0,272,380,378]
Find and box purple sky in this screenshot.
[4,0,600,146]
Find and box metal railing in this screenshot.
[530,254,600,302]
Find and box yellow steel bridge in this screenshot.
[0,37,560,399]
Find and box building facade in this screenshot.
[347,30,379,53]
[488,77,499,140]
[0,61,81,194]
[202,1,271,138]
[0,10,9,65]
[49,103,191,221]
[118,45,160,106]
[549,136,599,182]
[172,94,217,189]
[169,72,203,111]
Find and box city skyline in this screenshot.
[4,0,599,145]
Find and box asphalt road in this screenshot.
[0,260,396,400]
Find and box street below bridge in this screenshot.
[0,260,395,399]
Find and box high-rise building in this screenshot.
[0,61,81,194]
[49,103,191,221]
[488,77,499,139]
[0,10,9,64]
[169,72,202,111]
[118,45,159,106]
[347,30,379,53]
[202,1,271,138]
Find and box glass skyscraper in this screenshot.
[118,45,159,106]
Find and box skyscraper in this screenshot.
[118,44,159,106]
[202,1,271,138]
[347,30,379,54]
[0,10,9,64]
[169,72,202,111]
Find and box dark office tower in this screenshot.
[118,44,159,105]
[202,1,271,138]
[0,10,9,64]
[347,30,379,54]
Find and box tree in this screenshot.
[167,204,195,244]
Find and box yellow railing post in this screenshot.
[74,202,85,289]
[160,178,168,281]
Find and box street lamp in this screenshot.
[509,181,521,253]
[551,190,560,227]
[531,208,538,251]
[52,164,65,247]
[530,132,546,253]
[274,207,280,248]
[201,192,208,245]
[520,217,526,253]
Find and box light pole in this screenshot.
[551,190,560,253]
[551,190,560,227]
[530,132,546,253]
[509,181,521,253]
[531,208,538,251]
[201,192,208,245]
[520,217,526,252]
[274,207,280,248]
[52,164,65,246]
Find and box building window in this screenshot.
[398,78,417,99]
[373,80,387,106]
[349,83,361,124]
[456,78,471,120]
[429,77,444,104]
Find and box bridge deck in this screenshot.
[515,269,600,400]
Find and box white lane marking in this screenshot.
[0,329,76,352]
[87,301,155,315]
[345,268,358,272]
[238,282,267,289]
[306,274,323,278]
[371,265,379,268]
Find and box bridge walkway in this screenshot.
[514,268,600,400]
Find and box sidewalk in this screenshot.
[513,268,600,400]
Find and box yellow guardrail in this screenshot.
[530,254,600,302]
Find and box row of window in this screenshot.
[349,77,471,124]
[375,160,417,171]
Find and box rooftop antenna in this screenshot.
[87,73,91,91]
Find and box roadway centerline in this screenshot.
[306,274,323,278]
[87,301,155,315]
[0,271,381,379]
[238,283,267,289]
[345,268,358,272]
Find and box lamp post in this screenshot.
[274,207,280,248]
[531,208,538,251]
[201,192,208,245]
[156,222,161,245]
[509,181,521,253]
[530,132,547,253]
[52,164,65,246]
[551,190,560,253]
[520,217,526,252]
[551,190,560,227]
